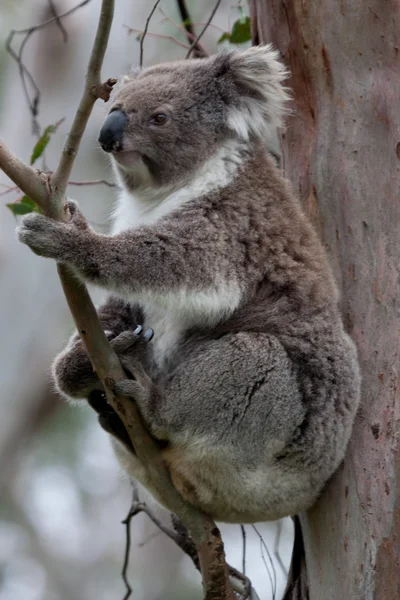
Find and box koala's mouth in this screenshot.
[112,150,142,169]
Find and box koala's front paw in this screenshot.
[17,212,72,259]
[17,201,87,260]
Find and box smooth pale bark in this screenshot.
[251,1,400,599]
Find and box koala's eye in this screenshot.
[151,113,168,125]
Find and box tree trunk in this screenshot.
[250,1,400,599]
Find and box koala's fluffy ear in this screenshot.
[215,45,291,141]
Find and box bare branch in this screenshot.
[252,525,277,600]
[139,0,162,68]
[190,21,225,33]
[124,502,259,599]
[67,178,119,188]
[6,0,92,129]
[175,0,206,58]
[0,142,49,204]
[274,519,288,577]
[49,3,116,213]
[48,0,69,43]
[159,7,208,56]
[241,524,247,576]
[0,185,19,198]
[120,487,138,600]
[125,26,192,52]
[0,178,117,202]
[185,0,222,59]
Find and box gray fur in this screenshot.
[18,46,360,523]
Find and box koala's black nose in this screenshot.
[98,110,128,152]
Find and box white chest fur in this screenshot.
[141,285,241,369]
[110,141,244,368]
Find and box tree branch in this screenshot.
[0,142,48,204]
[175,0,206,58]
[49,0,115,215]
[48,0,69,43]
[125,26,193,52]
[185,0,222,58]
[6,0,93,130]
[1,1,240,598]
[139,0,162,68]
[159,8,207,56]
[122,489,260,600]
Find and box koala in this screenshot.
[18,46,361,523]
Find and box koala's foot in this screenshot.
[113,369,152,407]
[113,357,170,443]
[88,389,133,450]
[88,327,155,449]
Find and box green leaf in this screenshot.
[7,202,35,215]
[20,195,36,208]
[228,17,251,44]
[30,119,63,165]
[218,32,230,44]
[6,195,41,216]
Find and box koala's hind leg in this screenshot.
[156,332,308,521]
[113,332,309,521]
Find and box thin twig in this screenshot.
[6,0,92,127]
[190,21,225,33]
[0,179,117,201]
[185,0,222,58]
[121,489,138,600]
[0,185,19,198]
[241,524,247,576]
[67,178,119,188]
[159,7,208,56]
[138,530,162,547]
[252,525,277,600]
[126,506,258,599]
[49,3,115,213]
[126,26,192,52]
[48,0,69,43]
[274,519,288,577]
[175,0,205,58]
[139,0,162,68]
[8,0,92,36]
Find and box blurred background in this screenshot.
[0,1,293,598]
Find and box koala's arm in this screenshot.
[53,296,141,400]
[17,203,235,299]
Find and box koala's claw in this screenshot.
[131,325,154,342]
[143,328,154,342]
[110,326,154,355]
[65,200,88,230]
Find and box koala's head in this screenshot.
[99,45,289,189]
